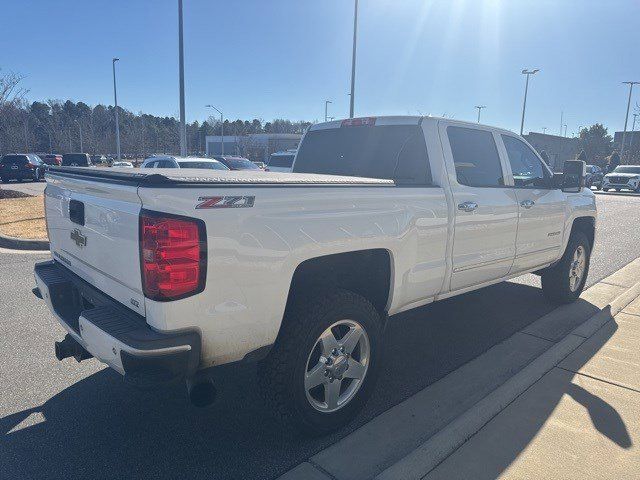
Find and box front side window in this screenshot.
[502,135,551,188]
[447,126,504,187]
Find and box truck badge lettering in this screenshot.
[196,196,255,209]
[71,228,87,247]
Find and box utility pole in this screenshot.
[520,68,539,135]
[75,120,83,153]
[632,113,638,132]
[112,57,121,160]
[178,0,187,156]
[349,0,358,118]
[474,105,486,123]
[621,81,639,155]
[325,100,332,122]
[564,124,568,137]
[205,105,224,155]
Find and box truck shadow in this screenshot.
[0,281,628,480]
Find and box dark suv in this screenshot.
[62,153,92,167]
[212,155,260,171]
[1,154,47,183]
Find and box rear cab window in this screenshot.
[293,120,431,185]
[447,126,504,187]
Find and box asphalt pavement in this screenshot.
[1,193,640,480]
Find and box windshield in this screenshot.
[178,161,229,170]
[268,154,295,168]
[223,157,260,170]
[1,155,28,165]
[613,166,640,174]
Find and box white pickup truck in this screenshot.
[34,116,596,434]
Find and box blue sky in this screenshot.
[2,0,639,135]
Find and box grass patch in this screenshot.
[0,195,47,239]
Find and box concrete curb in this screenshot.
[0,233,49,251]
[376,279,640,480]
[277,260,640,480]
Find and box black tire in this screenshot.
[258,288,383,435]
[1,177,8,183]
[616,189,621,192]
[602,188,609,192]
[541,231,591,305]
[595,184,601,191]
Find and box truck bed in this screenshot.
[47,167,395,186]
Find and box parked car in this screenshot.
[584,164,603,190]
[91,155,107,165]
[62,153,92,167]
[601,165,640,192]
[212,155,261,171]
[1,153,46,182]
[140,155,229,170]
[253,161,267,170]
[40,154,63,166]
[112,161,134,168]
[34,116,595,434]
[266,150,296,172]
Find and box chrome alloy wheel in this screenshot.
[304,319,371,413]
[569,245,586,292]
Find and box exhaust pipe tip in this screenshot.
[187,376,217,408]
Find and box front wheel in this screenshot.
[541,231,591,305]
[259,288,383,435]
[602,188,609,191]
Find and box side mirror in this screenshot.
[561,160,585,193]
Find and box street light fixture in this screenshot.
[205,105,224,156]
[519,68,539,135]
[349,0,359,118]
[621,81,640,155]
[474,105,486,123]
[112,57,121,161]
[325,100,332,122]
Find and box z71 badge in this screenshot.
[195,196,255,209]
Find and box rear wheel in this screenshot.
[541,231,591,305]
[602,188,609,191]
[259,288,383,435]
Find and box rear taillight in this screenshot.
[25,163,35,169]
[139,211,207,301]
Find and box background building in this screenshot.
[523,132,580,171]
[205,133,302,162]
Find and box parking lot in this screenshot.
[0,193,638,480]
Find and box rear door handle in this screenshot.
[457,201,478,212]
[520,200,535,209]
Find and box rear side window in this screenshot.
[447,126,504,187]
[2,155,28,165]
[293,124,431,185]
[268,154,295,168]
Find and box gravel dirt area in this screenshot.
[0,194,47,239]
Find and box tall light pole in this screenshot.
[560,111,563,136]
[178,0,187,156]
[563,124,568,137]
[325,100,332,122]
[112,57,121,160]
[542,127,547,134]
[632,113,638,132]
[621,81,639,155]
[205,105,224,155]
[474,105,486,123]
[75,120,83,153]
[349,0,359,118]
[519,68,539,135]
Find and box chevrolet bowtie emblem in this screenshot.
[71,228,87,248]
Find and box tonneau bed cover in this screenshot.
[46,167,395,186]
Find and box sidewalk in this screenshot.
[280,259,640,480]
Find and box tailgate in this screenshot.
[45,172,145,315]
